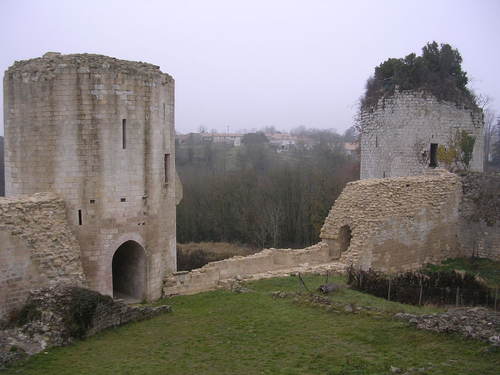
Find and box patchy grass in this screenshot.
[248,274,443,314]
[4,274,499,375]
[425,257,500,287]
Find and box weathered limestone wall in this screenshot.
[320,170,464,272]
[0,193,84,320]
[360,90,484,179]
[163,243,332,295]
[4,53,177,300]
[0,136,4,196]
[458,172,500,260]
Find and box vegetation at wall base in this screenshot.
[3,275,498,375]
[347,258,500,308]
[67,287,114,339]
[424,257,500,287]
[13,287,115,339]
[16,302,42,326]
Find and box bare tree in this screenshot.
[266,205,283,248]
[475,93,491,110]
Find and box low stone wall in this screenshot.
[320,170,464,272]
[86,299,171,337]
[459,172,500,260]
[0,193,85,321]
[163,242,331,295]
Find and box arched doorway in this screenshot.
[112,240,146,301]
[338,225,352,253]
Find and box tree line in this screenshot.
[176,128,359,249]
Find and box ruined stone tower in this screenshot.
[4,52,177,301]
[360,90,484,179]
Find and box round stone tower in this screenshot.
[360,90,484,179]
[4,52,177,300]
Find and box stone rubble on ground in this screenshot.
[217,262,347,295]
[271,287,500,348]
[271,290,369,315]
[389,364,436,375]
[394,307,500,346]
[0,285,171,367]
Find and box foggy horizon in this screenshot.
[1,0,499,137]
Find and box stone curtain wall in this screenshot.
[165,171,498,294]
[360,90,484,179]
[320,170,464,272]
[4,53,177,300]
[0,193,85,320]
[459,172,500,260]
[163,243,334,295]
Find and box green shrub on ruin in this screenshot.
[67,287,113,339]
[457,130,476,170]
[361,41,477,111]
[436,130,476,171]
[16,302,41,326]
[437,144,458,170]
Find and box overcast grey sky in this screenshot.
[1,0,499,136]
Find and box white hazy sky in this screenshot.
[1,0,499,136]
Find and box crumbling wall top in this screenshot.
[5,52,173,82]
[360,90,483,129]
[0,191,60,205]
[0,191,85,321]
[320,169,463,271]
[320,169,461,241]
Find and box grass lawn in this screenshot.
[4,274,499,375]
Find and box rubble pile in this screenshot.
[395,307,500,346]
[0,285,171,367]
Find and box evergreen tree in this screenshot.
[362,42,476,111]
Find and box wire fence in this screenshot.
[346,266,498,310]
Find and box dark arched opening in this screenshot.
[338,225,352,253]
[112,240,146,301]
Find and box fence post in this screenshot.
[418,279,423,306]
[495,288,498,311]
[455,287,460,307]
[387,276,391,301]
